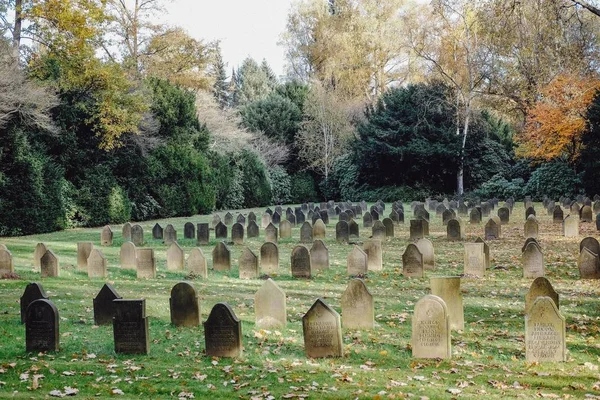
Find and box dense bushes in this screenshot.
[269,166,292,204]
[524,161,581,200]
[290,172,319,202]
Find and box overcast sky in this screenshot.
[163,0,295,78]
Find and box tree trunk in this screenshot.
[12,0,23,59]
[457,106,471,196]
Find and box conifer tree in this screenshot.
[212,45,229,108]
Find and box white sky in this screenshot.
[163,0,295,78]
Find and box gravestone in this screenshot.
[120,242,137,270]
[152,223,163,240]
[33,243,48,270]
[255,278,287,329]
[184,222,195,239]
[20,282,48,324]
[347,246,368,276]
[300,221,313,243]
[197,223,209,245]
[525,297,566,362]
[204,303,242,357]
[260,242,279,274]
[231,222,244,245]
[236,214,246,226]
[464,243,485,277]
[166,242,184,271]
[484,218,500,240]
[212,242,231,271]
[302,298,343,358]
[248,212,257,223]
[239,247,259,279]
[446,218,463,241]
[136,248,156,279]
[101,225,113,246]
[474,237,491,268]
[224,212,234,225]
[525,277,558,314]
[371,209,380,221]
[122,222,132,242]
[430,276,464,331]
[93,283,121,325]
[339,212,349,223]
[552,206,564,224]
[265,223,278,243]
[525,206,536,220]
[131,224,144,246]
[0,248,13,275]
[411,295,451,359]
[581,205,593,222]
[348,219,359,239]
[187,248,208,278]
[291,245,311,278]
[319,210,329,225]
[313,219,326,239]
[261,213,271,229]
[341,279,374,329]
[372,220,386,240]
[272,211,281,225]
[563,215,579,238]
[578,247,600,279]
[363,212,373,228]
[442,209,454,226]
[521,237,540,253]
[409,219,425,240]
[77,242,94,271]
[580,236,600,255]
[436,204,447,217]
[523,242,544,278]
[40,250,59,278]
[524,215,539,239]
[414,207,430,221]
[215,221,228,239]
[26,299,59,352]
[296,209,306,224]
[87,248,107,278]
[211,214,221,228]
[402,244,424,278]
[170,282,200,327]
[416,238,435,271]
[113,299,149,354]
[164,224,177,245]
[469,208,482,224]
[336,221,349,243]
[247,220,259,238]
[279,220,292,239]
[498,207,510,224]
[363,239,382,271]
[310,239,329,271]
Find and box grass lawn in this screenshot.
[1,203,599,399]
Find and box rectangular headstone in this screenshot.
[113,299,149,354]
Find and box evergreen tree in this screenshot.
[211,44,230,108]
[233,57,275,107]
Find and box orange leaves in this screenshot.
[519,72,600,163]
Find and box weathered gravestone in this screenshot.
[204,303,242,357]
[470,208,482,224]
[236,214,246,226]
[410,219,425,241]
[552,206,564,224]
[260,242,279,274]
[524,215,539,239]
[523,242,544,278]
[525,297,566,362]
[403,244,424,278]
[563,215,579,238]
[0,248,14,275]
[33,243,48,270]
[170,282,200,327]
[372,220,386,240]
[363,239,382,271]
[77,242,94,271]
[212,242,231,271]
[101,226,113,246]
[261,213,271,229]
[464,243,485,277]
[296,210,306,224]
[26,299,59,352]
[215,221,228,239]
[197,223,209,245]
[581,205,593,222]
[93,283,121,325]
[211,214,221,229]
[122,222,132,242]
[255,279,287,329]
[498,207,510,224]
[302,298,343,358]
[363,212,373,228]
[272,211,281,225]
[224,212,234,225]
[341,279,374,330]
[231,223,244,245]
[580,236,600,255]
[167,242,184,271]
[347,246,368,276]
[152,223,163,240]
[20,282,48,324]
[484,218,501,240]
[336,221,349,244]
[131,224,144,246]
[474,237,491,269]
[164,224,177,245]
[300,221,313,243]
[187,248,208,278]
[279,220,292,239]
[87,248,107,278]
[136,248,156,279]
[442,209,454,226]
[120,242,137,270]
[525,206,536,220]
[412,295,451,359]
[447,218,463,241]
[113,299,149,354]
[381,217,394,238]
[430,277,464,331]
[291,245,312,278]
[248,212,257,223]
[184,222,195,239]
[348,219,359,239]
[310,240,329,271]
[525,277,558,315]
[239,247,258,279]
[41,250,59,278]
[578,247,600,279]
[414,206,430,221]
[313,219,326,239]
[265,223,278,243]
[247,220,259,238]
[416,238,435,271]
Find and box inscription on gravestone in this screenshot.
[302,298,343,358]
[204,303,242,357]
[113,299,149,354]
[412,295,451,359]
[525,296,566,362]
[26,299,59,352]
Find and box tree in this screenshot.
[232,57,277,107]
[241,92,302,144]
[211,43,229,108]
[296,81,353,181]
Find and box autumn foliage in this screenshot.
[519,73,600,164]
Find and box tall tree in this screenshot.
[211,44,229,108]
[232,57,276,107]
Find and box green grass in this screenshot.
[1,204,600,399]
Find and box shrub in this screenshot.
[269,166,292,204]
[472,174,524,200]
[524,161,582,200]
[290,172,319,202]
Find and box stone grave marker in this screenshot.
[204,303,242,357]
[552,206,564,224]
[581,205,593,222]
[341,279,374,329]
[265,222,278,243]
[430,276,464,331]
[525,206,536,220]
[442,209,454,226]
[302,298,343,358]
[347,246,368,276]
[87,248,107,278]
[300,221,313,243]
[363,239,382,271]
[26,299,59,352]
[255,278,286,329]
[0,248,13,275]
[211,214,221,228]
[131,224,144,246]
[524,215,539,239]
[113,299,149,354]
[33,243,48,270]
[474,237,491,268]
[336,221,349,243]
[363,212,373,228]
[152,223,163,240]
[20,282,48,324]
[224,212,234,225]
[414,207,430,221]
[236,214,246,226]
[187,248,208,278]
[197,223,209,245]
[525,296,566,362]
[310,239,329,271]
[122,222,132,242]
[279,220,292,239]
[248,212,257,223]
[212,242,231,271]
[484,218,500,240]
[446,218,463,241]
[101,225,113,246]
[580,236,600,255]
[525,277,558,315]
[578,247,600,279]
[260,242,279,274]
[409,219,425,240]
[170,282,200,327]
[498,207,510,224]
[416,238,435,271]
[470,208,482,224]
[272,211,281,225]
[382,217,394,237]
[403,244,424,278]
[184,222,195,239]
[563,215,579,238]
[41,250,59,278]
[137,248,156,279]
[77,242,94,271]
[372,220,386,240]
[93,283,121,325]
[291,245,311,278]
[167,242,184,271]
[521,237,540,253]
[215,221,228,239]
[348,219,359,239]
[313,219,326,239]
[164,224,177,245]
[464,243,485,277]
[247,220,259,238]
[239,247,258,279]
[319,210,329,225]
[412,295,451,359]
[120,242,137,270]
[523,242,544,278]
[296,209,306,224]
[231,222,244,245]
[261,213,271,229]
